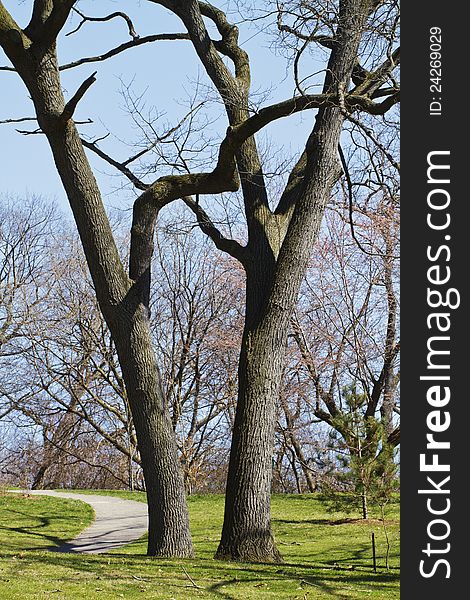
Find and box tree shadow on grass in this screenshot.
[0,509,74,549]
[206,578,243,600]
[297,573,399,599]
[199,565,399,599]
[274,517,399,526]
[278,558,400,573]
[6,550,399,599]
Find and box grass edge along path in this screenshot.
[13,490,149,554]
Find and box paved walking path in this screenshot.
[17,490,148,554]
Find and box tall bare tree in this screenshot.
[164,0,398,561]
[0,3,193,557]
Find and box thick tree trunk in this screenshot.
[215,121,345,561]
[46,128,193,556]
[51,139,193,557]
[215,344,284,561]
[215,266,285,562]
[111,306,193,556]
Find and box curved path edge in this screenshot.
[11,490,148,554]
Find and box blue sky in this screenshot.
[1,1,311,218]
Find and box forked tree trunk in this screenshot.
[215,182,335,562]
[216,0,372,563]
[215,105,348,563]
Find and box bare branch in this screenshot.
[277,11,335,49]
[0,116,37,124]
[290,314,338,419]
[59,33,190,71]
[96,89,396,254]
[67,7,139,39]
[61,71,97,122]
[347,91,400,115]
[182,195,247,262]
[122,101,205,167]
[181,566,202,590]
[338,143,383,258]
[81,138,147,191]
[371,86,399,99]
[351,47,400,97]
[16,128,43,135]
[345,113,400,172]
[2,116,93,126]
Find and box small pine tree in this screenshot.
[322,385,398,522]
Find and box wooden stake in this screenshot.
[372,532,377,572]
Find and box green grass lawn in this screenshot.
[0,490,399,600]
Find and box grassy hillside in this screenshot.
[0,491,399,599]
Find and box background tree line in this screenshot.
[0,183,399,501]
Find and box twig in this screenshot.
[181,565,202,589]
[122,102,204,167]
[81,138,147,191]
[345,112,400,172]
[4,117,92,128]
[0,117,36,124]
[337,143,385,258]
[131,575,150,582]
[16,128,43,135]
[300,580,322,588]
